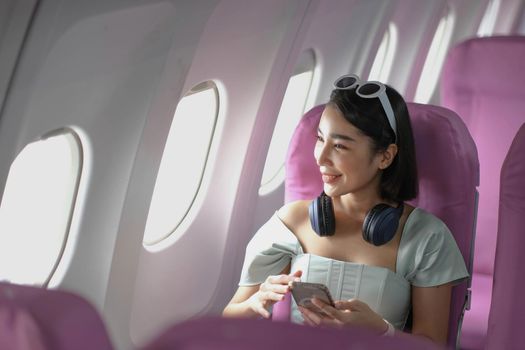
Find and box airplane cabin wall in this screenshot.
[0,0,218,342]
[428,0,492,105]
[0,0,38,147]
[494,0,525,34]
[122,0,316,347]
[392,0,449,100]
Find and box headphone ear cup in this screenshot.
[309,193,335,236]
[321,194,335,236]
[309,196,322,235]
[362,203,404,246]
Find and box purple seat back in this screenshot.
[406,103,478,349]
[277,103,479,348]
[440,36,525,349]
[485,124,525,350]
[143,316,444,350]
[441,35,525,277]
[0,282,113,350]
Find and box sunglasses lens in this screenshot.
[336,76,357,89]
[358,83,381,96]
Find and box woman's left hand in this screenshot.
[298,298,388,334]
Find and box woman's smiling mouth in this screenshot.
[321,174,341,184]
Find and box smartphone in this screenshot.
[290,281,335,310]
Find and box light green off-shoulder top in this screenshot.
[238,208,469,329]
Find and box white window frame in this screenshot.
[478,0,501,37]
[0,128,82,286]
[414,7,456,104]
[259,49,316,196]
[143,81,219,246]
[369,23,398,83]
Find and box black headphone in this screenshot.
[308,192,404,246]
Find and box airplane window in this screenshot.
[143,81,218,245]
[259,50,315,196]
[478,0,501,36]
[414,8,455,104]
[368,23,398,83]
[0,130,82,285]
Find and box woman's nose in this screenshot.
[315,142,331,166]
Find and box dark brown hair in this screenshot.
[328,85,418,202]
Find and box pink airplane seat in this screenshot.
[143,315,444,350]
[440,35,525,350]
[0,282,113,350]
[485,124,525,350]
[274,102,479,349]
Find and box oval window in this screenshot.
[414,8,456,103]
[259,49,316,195]
[143,81,219,245]
[369,23,398,82]
[0,130,82,285]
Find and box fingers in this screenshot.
[254,304,271,319]
[334,298,366,311]
[298,306,321,325]
[249,291,283,319]
[299,306,343,328]
[311,298,338,318]
[266,272,301,286]
[291,270,303,278]
[261,282,289,294]
[260,290,286,303]
[263,271,302,295]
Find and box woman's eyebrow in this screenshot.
[318,128,355,142]
[331,133,355,141]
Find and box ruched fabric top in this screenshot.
[239,208,469,329]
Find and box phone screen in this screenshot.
[290,281,335,309]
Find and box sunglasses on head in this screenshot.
[333,74,397,143]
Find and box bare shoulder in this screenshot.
[277,200,310,233]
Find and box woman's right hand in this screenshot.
[246,270,302,318]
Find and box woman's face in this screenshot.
[314,104,384,199]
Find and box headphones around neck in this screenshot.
[308,192,404,246]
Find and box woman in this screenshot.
[223,74,468,345]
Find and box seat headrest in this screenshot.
[0,282,113,350]
[440,35,525,275]
[284,104,325,203]
[442,36,525,100]
[284,102,478,263]
[284,103,479,208]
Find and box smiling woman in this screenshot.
[1,1,524,349]
[223,74,468,346]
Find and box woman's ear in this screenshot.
[379,144,398,170]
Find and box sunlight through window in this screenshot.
[0,131,81,285]
[143,82,218,245]
[259,50,315,195]
[369,23,398,83]
[414,9,455,103]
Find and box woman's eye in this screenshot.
[316,135,324,142]
[334,143,347,150]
